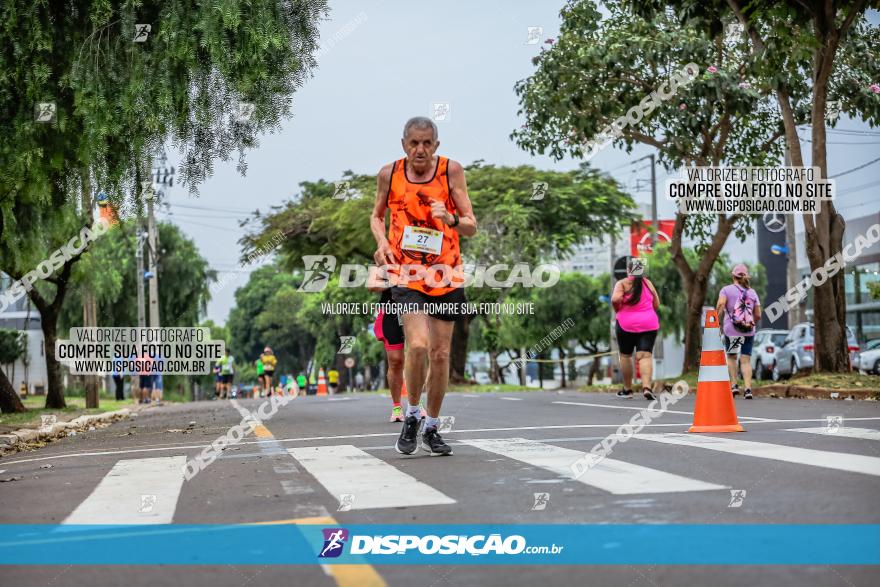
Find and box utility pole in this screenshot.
[783,147,802,327]
[650,153,658,246]
[608,232,619,384]
[147,150,175,329]
[136,228,146,329]
[146,192,160,328]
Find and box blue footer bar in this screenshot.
[0,524,877,565]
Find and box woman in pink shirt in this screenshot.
[611,265,661,400]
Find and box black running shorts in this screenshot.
[615,322,658,355]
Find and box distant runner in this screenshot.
[716,263,761,399]
[260,347,277,396]
[370,282,426,422]
[255,357,265,396]
[217,349,235,399]
[611,260,661,400]
[371,116,477,456]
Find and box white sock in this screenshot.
[424,416,440,430]
[407,404,420,418]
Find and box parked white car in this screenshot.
[854,346,880,375]
[750,329,789,380]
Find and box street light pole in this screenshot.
[146,194,160,328]
[650,153,657,247]
[147,151,175,329]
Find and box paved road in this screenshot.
[2,390,879,586]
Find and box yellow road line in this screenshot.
[248,407,387,587]
[254,516,386,587]
[252,424,273,438]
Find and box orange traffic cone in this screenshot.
[688,309,744,433]
[317,369,328,396]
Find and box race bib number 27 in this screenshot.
[401,225,443,255]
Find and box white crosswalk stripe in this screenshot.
[287,445,456,509]
[633,433,880,476]
[786,427,880,441]
[63,456,187,524]
[458,438,726,495]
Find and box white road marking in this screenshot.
[786,427,880,441]
[634,433,880,476]
[499,397,523,401]
[459,438,726,495]
[6,417,880,466]
[63,456,187,524]
[553,400,773,421]
[287,445,456,509]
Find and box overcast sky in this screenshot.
[158,1,880,324]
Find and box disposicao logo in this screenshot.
[318,528,349,558]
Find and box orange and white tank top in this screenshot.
[386,156,463,296]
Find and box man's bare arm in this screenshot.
[371,163,397,265]
[446,160,477,236]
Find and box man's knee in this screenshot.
[429,346,450,363]
[408,341,429,360]
[635,351,652,361]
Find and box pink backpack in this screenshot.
[731,286,756,333]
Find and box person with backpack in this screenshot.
[716,264,762,399]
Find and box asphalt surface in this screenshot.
[1,390,879,586]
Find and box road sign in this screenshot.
[344,357,355,369]
[613,256,631,281]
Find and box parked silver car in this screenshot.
[772,323,859,381]
[854,341,880,375]
[750,329,789,380]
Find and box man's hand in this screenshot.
[429,200,453,225]
[374,240,397,265]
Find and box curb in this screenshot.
[0,406,138,456]
[752,385,879,400]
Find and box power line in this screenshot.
[797,133,880,145]
[169,202,259,214]
[829,155,880,178]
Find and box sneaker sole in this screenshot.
[395,442,417,455]
[421,444,453,456]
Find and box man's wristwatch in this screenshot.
[450,213,460,227]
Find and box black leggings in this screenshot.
[615,323,658,355]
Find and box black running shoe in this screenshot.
[421,427,453,456]
[732,384,740,397]
[616,389,634,398]
[744,388,753,399]
[395,415,421,455]
[643,388,656,401]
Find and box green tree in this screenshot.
[227,263,301,369]
[665,0,880,370]
[0,0,325,408]
[0,328,27,413]
[513,0,797,373]
[59,221,215,332]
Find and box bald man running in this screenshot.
[371,116,477,456]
